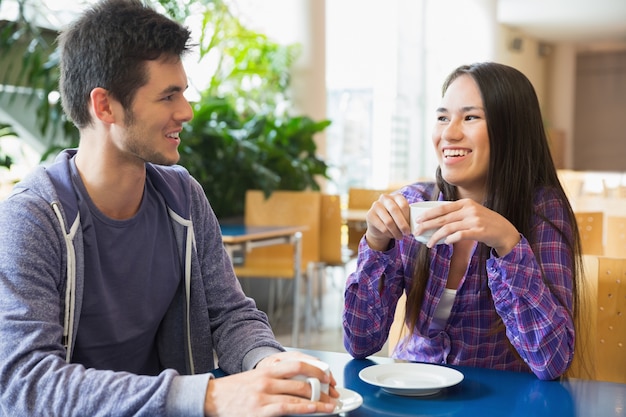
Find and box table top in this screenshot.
[219,224,308,244]
[278,349,626,417]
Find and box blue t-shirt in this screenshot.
[70,161,182,375]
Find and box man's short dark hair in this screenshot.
[58,0,192,128]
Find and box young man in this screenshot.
[0,0,337,415]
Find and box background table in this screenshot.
[220,224,306,260]
[220,224,307,347]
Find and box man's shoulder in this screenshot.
[7,164,60,207]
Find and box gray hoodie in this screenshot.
[0,149,283,416]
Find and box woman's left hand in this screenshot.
[414,199,521,256]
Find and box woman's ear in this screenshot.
[89,87,116,124]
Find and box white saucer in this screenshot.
[358,363,464,396]
[285,387,363,416]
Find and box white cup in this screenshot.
[409,201,452,245]
[288,358,331,401]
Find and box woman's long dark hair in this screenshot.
[404,62,585,374]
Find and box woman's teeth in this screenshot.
[444,149,469,158]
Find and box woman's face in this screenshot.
[432,74,490,201]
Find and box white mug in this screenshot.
[409,201,453,245]
[288,358,331,401]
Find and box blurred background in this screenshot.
[1,0,625,198]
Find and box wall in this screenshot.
[495,27,548,106]
[494,27,626,171]
[546,44,577,168]
[573,50,626,171]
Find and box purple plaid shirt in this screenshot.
[343,183,575,380]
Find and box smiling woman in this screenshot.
[343,62,586,382]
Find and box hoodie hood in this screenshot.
[17,149,194,228]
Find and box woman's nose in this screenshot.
[442,119,462,141]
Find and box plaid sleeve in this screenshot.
[487,188,575,380]
[342,183,430,358]
[342,237,412,358]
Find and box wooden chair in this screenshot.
[595,256,626,383]
[568,254,598,380]
[234,190,322,346]
[605,216,626,258]
[575,211,605,256]
[347,187,389,252]
[320,194,344,266]
[315,194,358,318]
[320,193,358,271]
[570,255,626,383]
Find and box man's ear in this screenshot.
[89,87,116,124]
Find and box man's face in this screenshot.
[116,58,193,166]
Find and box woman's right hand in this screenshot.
[364,193,411,251]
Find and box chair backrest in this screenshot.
[347,187,388,252]
[595,256,626,383]
[348,187,387,210]
[319,194,343,265]
[568,254,598,380]
[575,211,604,256]
[236,190,321,277]
[605,216,626,258]
[569,255,626,383]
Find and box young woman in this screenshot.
[343,62,583,381]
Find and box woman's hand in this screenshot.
[364,193,412,251]
[415,199,520,256]
[204,352,339,417]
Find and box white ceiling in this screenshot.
[3,0,625,48]
[497,0,626,45]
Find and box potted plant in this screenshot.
[178,0,330,218]
[0,123,14,169]
[181,96,329,218]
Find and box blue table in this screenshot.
[277,349,626,417]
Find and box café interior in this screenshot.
[1,1,625,416]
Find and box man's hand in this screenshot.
[204,353,339,417]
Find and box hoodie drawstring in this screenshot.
[52,202,81,363]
